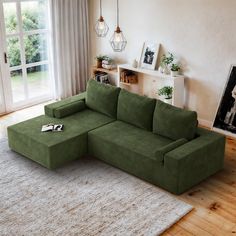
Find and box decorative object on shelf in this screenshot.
[140,42,160,70]
[95,55,108,68]
[120,70,138,84]
[158,86,173,105]
[213,65,236,137]
[94,0,109,37]
[160,52,174,74]
[158,66,164,73]
[170,63,181,77]
[132,59,138,68]
[102,56,114,70]
[110,0,127,52]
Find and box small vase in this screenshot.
[164,98,172,105]
[97,60,102,68]
[163,66,169,75]
[132,59,138,68]
[158,66,164,73]
[171,71,178,77]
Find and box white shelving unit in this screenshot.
[117,64,185,108]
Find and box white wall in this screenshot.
[89,0,236,125]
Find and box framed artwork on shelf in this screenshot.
[213,65,236,137]
[139,42,160,70]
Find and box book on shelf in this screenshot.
[94,72,110,84]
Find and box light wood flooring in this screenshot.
[0,104,236,235]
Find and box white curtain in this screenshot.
[50,0,90,99]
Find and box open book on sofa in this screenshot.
[41,124,64,132]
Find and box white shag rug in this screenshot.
[0,138,192,236]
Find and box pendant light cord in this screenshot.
[117,0,119,27]
[100,0,102,16]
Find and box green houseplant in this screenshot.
[160,52,174,74]
[158,86,173,104]
[161,53,174,66]
[170,63,181,77]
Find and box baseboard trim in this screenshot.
[198,119,213,128]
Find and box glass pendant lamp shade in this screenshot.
[110,0,127,52]
[95,16,109,37]
[94,0,109,37]
[110,26,127,52]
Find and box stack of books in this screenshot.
[94,71,110,84]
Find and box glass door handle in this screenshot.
[4,52,8,64]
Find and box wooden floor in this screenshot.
[0,104,236,236]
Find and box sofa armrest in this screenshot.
[164,128,226,194]
[45,92,86,117]
[54,100,86,118]
[155,138,188,162]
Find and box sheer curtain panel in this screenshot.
[50,0,90,99]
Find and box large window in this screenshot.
[0,0,53,110]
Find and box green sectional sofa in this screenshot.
[8,79,226,194]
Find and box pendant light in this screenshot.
[110,0,127,52]
[94,0,109,37]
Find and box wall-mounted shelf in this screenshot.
[120,82,132,86]
[118,64,183,80]
[92,66,118,76]
[92,66,118,85]
[117,64,185,108]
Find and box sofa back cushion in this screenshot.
[117,89,156,131]
[86,79,121,118]
[153,100,198,141]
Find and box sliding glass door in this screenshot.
[0,76,5,114]
[0,15,6,114]
[0,0,53,113]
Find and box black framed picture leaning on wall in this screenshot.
[213,65,236,136]
[139,42,160,70]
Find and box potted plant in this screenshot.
[158,86,173,104]
[159,52,174,74]
[170,63,180,77]
[95,55,107,68]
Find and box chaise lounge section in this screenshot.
[7,79,226,194]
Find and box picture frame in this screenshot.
[213,65,236,138]
[139,42,160,70]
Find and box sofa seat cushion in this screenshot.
[153,100,198,141]
[45,92,86,118]
[88,120,180,193]
[117,89,156,131]
[86,79,121,118]
[88,120,173,160]
[8,109,115,169]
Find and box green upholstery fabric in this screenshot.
[88,121,179,193]
[164,128,225,194]
[44,92,86,118]
[86,79,121,118]
[117,89,156,131]
[8,109,114,169]
[153,100,198,140]
[88,122,225,194]
[54,100,86,118]
[155,138,187,162]
[7,80,226,194]
[89,121,173,159]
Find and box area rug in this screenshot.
[0,138,192,236]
